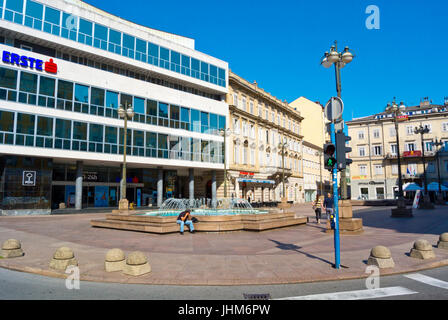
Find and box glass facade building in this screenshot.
[0,0,228,214]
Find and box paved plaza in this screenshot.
[0,204,447,285]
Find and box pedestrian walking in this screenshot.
[323,192,334,218]
[312,194,324,224]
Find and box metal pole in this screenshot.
[419,130,428,195]
[331,121,340,269]
[319,151,323,195]
[122,115,127,200]
[223,131,227,198]
[395,117,404,201]
[282,144,285,199]
[436,145,442,196]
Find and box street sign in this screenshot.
[22,171,36,186]
[324,97,344,122]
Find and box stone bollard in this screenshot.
[437,233,448,250]
[122,251,151,276]
[409,240,436,260]
[105,248,126,272]
[49,247,78,270]
[367,246,395,268]
[1,239,24,258]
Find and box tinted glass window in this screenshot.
[55,119,71,139]
[106,91,118,109]
[39,76,55,96]
[105,126,117,144]
[91,87,104,106]
[19,71,37,93]
[120,94,132,109]
[109,29,121,45]
[146,99,157,116]
[79,18,92,35]
[26,0,43,19]
[136,39,146,53]
[37,116,52,136]
[170,105,179,120]
[181,107,190,122]
[0,110,15,132]
[57,80,73,100]
[44,6,60,25]
[146,132,156,148]
[148,43,159,57]
[74,84,89,103]
[133,130,144,146]
[123,33,135,49]
[134,97,145,114]
[158,103,168,118]
[6,0,23,12]
[158,133,167,150]
[73,121,87,140]
[16,113,35,134]
[160,47,169,61]
[89,123,103,142]
[0,67,17,89]
[94,23,108,40]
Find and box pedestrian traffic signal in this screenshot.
[335,132,353,170]
[324,143,337,171]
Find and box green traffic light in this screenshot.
[326,157,336,167]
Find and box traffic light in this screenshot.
[324,143,337,171]
[335,132,353,170]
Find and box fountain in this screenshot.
[91,198,307,234]
[146,198,263,217]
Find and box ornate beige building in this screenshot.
[226,71,304,203]
[347,98,448,201]
[289,97,331,202]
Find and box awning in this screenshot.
[403,183,423,191]
[427,182,448,192]
[237,178,275,185]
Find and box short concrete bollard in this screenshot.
[367,246,395,268]
[437,233,448,250]
[105,248,126,272]
[49,247,78,270]
[122,251,151,276]
[410,239,436,260]
[1,239,24,258]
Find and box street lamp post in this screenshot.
[118,104,134,211]
[385,100,413,217]
[278,141,288,202]
[321,41,355,201]
[432,139,444,204]
[220,128,232,198]
[414,124,434,209]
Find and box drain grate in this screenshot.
[243,293,271,300]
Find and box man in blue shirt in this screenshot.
[323,192,334,217]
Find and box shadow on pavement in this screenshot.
[353,206,448,236]
[269,239,334,267]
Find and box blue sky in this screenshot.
[85,0,448,120]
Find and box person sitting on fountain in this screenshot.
[177,209,195,235]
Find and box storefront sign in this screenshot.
[403,151,422,157]
[22,171,36,187]
[351,175,368,180]
[2,50,58,74]
[83,172,98,181]
[239,172,254,176]
[396,115,409,122]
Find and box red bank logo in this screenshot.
[2,51,58,74]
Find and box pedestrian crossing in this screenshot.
[277,273,448,300]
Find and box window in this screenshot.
[54,118,71,150]
[134,97,145,114]
[423,124,432,133]
[90,87,104,106]
[372,145,382,156]
[94,23,108,50]
[392,164,398,175]
[105,91,118,109]
[407,163,417,176]
[406,126,414,135]
[358,131,365,140]
[405,143,416,152]
[16,113,35,146]
[233,118,239,134]
[249,100,254,114]
[389,127,396,137]
[74,84,88,103]
[148,42,159,66]
[233,143,239,164]
[73,121,87,140]
[191,109,200,133]
[373,129,380,139]
[442,122,448,132]
[201,111,209,133]
[425,141,433,152]
[250,149,255,166]
[89,124,103,142]
[0,67,17,89]
[57,80,73,100]
[358,146,366,157]
[44,6,60,36]
[24,0,43,29]
[390,144,398,155]
[19,72,37,93]
[242,96,247,110]
[36,116,52,136]
[359,165,367,176]
[0,110,14,132]
[39,76,55,96]
[374,164,383,175]
[233,93,238,106]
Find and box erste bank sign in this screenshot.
[2,50,57,74]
